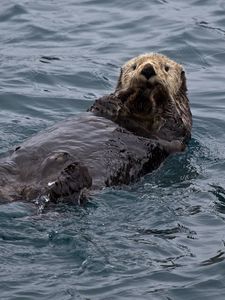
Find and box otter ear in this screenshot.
[115,68,123,91]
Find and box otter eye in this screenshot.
[165,65,170,72]
[131,64,137,70]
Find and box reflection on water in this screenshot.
[0,0,225,299]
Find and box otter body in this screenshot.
[0,53,192,204]
[0,114,170,203]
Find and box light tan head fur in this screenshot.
[90,53,192,144]
[117,53,185,98]
[115,53,191,138]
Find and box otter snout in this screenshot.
[141,64,156,80]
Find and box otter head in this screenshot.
[114,53,191,141]
[117,53,186,92]
[90,53,191,143]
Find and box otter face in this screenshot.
[114,53,191,136]
[90,53,191,142]
[117,53,186,98]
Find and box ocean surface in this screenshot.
[0,0,225,299]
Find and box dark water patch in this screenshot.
[138,224,197,240]
[40,56,61,64]
[0,4,28,23]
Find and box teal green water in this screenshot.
[1,0,225,299]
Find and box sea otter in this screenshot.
[0,53,192,204]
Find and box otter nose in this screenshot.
[141,64,156,80]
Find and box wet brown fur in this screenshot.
[90,53,192,143]
[0,53,192,205]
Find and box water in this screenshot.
[0,0,225,299]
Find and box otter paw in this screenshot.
[48,162,92,204]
